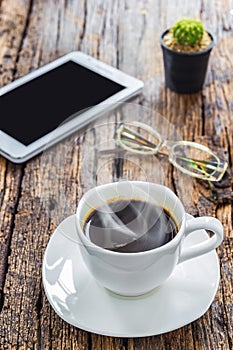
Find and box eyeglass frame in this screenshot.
[116,121,228,182]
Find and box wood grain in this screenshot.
[0,0,232,349]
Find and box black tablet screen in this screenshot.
[0,60,125,145]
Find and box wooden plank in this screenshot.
[0,0,32,85]
[195,2,233,345]
[0,160,23,309]
[0,0,33,347]
[0,0,89,348]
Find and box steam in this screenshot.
[84,196,166,251]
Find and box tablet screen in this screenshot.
[0,61,125,145]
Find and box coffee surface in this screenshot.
[83,199,178,253]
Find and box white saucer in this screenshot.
[42,214,220,337]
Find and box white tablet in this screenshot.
[0,51,143,163]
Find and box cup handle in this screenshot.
[178,216,223,264]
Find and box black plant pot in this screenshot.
[160,29,215,94]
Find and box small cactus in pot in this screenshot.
[173,18,204,46]
[160,18,215,93]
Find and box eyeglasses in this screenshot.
[115,121,228,182]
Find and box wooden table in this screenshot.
[0,0,232,349]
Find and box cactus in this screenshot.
[172,18,204,46]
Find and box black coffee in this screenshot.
[83,199,178,253]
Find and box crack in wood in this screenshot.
[0,160,8,210]
[12,0,34,80]
[78,0,87,51]
[0,163,25,314]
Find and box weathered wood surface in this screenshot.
[0,0,232,349]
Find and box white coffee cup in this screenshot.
[75,181,223,296]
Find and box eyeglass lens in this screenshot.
[171,143,226,181]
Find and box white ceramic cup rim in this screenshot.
[75,181,186,256]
